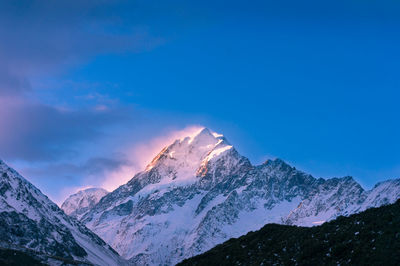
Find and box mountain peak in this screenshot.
[183,127,228,146]
[61,187,108,218]
[195,127,213,137]
[145,128,231,169]
[187,127,217,145]
[77,131,400,265]
[138,128,234,188]
[262,158,291,169]
[0,159,27,183]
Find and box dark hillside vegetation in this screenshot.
[0,248,43,266]
[0,245,92,265]
[179,199,400,266]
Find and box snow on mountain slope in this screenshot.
[362,179,400,207]
[62,188,108,219]
[77,128,400,265]
[0,160,126,266]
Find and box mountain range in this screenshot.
[62,188,108,220]
[63,128,400,265]
[0,127,398,265]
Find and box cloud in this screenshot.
[0,1,209,204]
[0,0,167,163]
[0,1,163,71]
[98,125,204,191]
[20,154,133,204]
[127,125,204,171]
[15,124,205,204]
[0,0,164,101]
[0,96,132,161]
[24,156,132,179]
[0,69,31,96]
[49,125,203,201]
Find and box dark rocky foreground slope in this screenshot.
[0,245,93,266]
[179,199,400,266]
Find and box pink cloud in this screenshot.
[99,125,204,191]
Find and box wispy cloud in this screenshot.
[0,96,132,162]
[15,124,204,204]
[0,0,209,204]
[99,125,204,191]
[0,0,166,162]
[21,155,131,204]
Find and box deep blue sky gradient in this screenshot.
[0,0,399,202]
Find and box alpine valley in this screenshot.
[1,128,399,265]
[64,128,400,265]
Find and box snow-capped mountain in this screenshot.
[0,160,125,265]
[61,188,108,219]
[76,128,400,265]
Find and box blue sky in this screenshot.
[0,0,399,203]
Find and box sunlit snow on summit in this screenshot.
[96,126,217,193]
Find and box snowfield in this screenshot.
[70,128,400,265]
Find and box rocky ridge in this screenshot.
[0,160,125,266]
[68,128,399,265]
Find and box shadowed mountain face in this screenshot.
[61,188,108,219]
[65,128,399,265]
[179,199,400,266]
[0,160,126,266]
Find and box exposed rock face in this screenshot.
[74,128,400,265]
[0,160,125,266]
[61,188,108,219]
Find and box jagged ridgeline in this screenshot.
[179,199,400,266]
[1,127,399,266]
[69,128,399,265]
